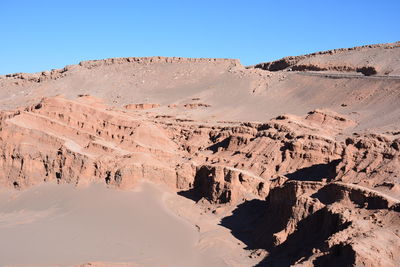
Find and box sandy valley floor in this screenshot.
[0,182,202,267]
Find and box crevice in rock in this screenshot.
[313,244,356,267]
[105,171,111,184]
[285,159,341,182]
[255,207,351,266]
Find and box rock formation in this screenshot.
[0,42,399,266]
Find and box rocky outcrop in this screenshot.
[193,113,346,181]
[124,103,160,110]
[224,180,400,266]
[0,57,242,86]
[78,57,242,69]
[4,94,399,209]
[335,134,400,189]
[188,165,268,204]
[0,96,179,189]
[251,41,400,75]
[0,95,355,205]
[0,96,278,202]
[183,103,211,109]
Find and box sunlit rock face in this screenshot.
[0,42,399,266]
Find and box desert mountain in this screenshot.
[0,42,399,266]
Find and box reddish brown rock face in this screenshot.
[0,42,399,266]
[0,96,347,200]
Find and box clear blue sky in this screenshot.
[1,0,399,75]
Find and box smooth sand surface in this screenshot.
[0,182,212,267]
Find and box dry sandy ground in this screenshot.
[0,182,255,267]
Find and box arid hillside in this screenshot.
[0,42,399,267]
[1,42,400,131]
